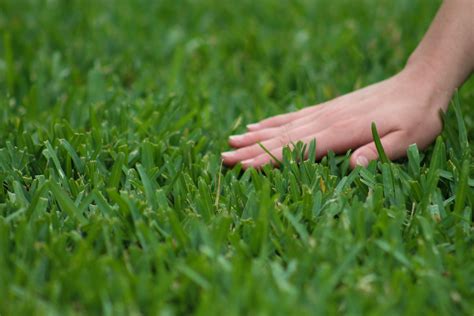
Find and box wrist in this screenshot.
[401,56,454,110]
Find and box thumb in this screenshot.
[350,131,407,168]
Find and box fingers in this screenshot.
[229,117,311,148]
[245,83,381,132]
[229,105,342,148]
[246,105,322,131]
[240,145,286,169]
[350,131,408,168]
[238,129,411,170]
[223,123,315,165]
[234,119,377,169]
[228,127,281,148]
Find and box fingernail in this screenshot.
[241,159,253,167]
[229,135,244,142]
[356,155,369,167]
[247,123,260,130]
[221,151,234,159]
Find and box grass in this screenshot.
[1,0,474,314]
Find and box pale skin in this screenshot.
[222,0,474,169]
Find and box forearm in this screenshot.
[406,0,474,98]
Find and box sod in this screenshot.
[1,0,473,314]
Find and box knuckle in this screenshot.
[277,132,291,147]
[246,132,258,143]
[273,125,292,147]
[241,144,259,156]
[284,120,294,130]
[277,135,288,147]
[277,123,292,138]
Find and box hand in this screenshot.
[221,64,452,169]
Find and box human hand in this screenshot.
[221,64,452,169]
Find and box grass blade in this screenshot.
[371,122,389,164]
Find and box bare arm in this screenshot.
[221,0,474,169]
[408,0,474,95]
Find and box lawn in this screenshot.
[1,0,473,314]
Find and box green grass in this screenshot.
[1,0,474,314]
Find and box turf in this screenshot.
[1,0,474,314]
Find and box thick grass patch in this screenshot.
[1,0,473,314]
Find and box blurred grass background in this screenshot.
[0,0,473,315]
[3,0,472,132]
